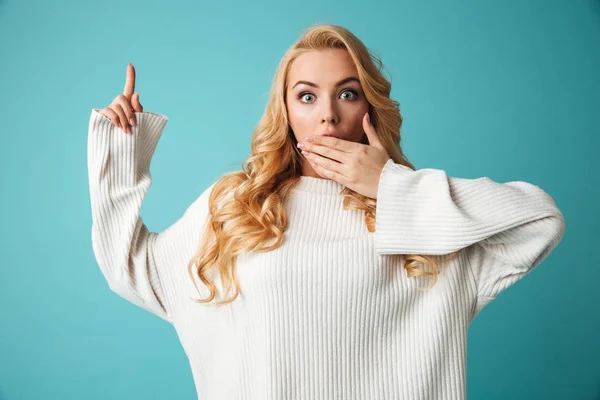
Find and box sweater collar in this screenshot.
[291,175,345,195]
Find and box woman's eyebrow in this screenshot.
[292,76,360,89]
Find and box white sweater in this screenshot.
[87,109,565,400]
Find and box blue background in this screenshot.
[1,0,598,399]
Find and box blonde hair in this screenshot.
[188,23,461,306]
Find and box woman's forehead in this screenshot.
[288,50,359,86]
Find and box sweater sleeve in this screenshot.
[87,108,173,323]
[374,158,566,317]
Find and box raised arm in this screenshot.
[374,159,566,316]
[87,108,174,321]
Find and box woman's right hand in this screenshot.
[98,63,144,134]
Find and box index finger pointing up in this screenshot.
[123,63,136,100]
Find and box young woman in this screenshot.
[88,23,565,400]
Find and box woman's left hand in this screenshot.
[297,112,391,199]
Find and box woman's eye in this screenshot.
[298,89,358,103]
[299,93,315,103]
[340,90,357,100]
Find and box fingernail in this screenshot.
[130,117,136,126]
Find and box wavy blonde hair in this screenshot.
[188,23,461,305]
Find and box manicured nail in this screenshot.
[306,136,314,142]
[130,117,136,126]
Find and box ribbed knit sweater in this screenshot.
[87,109,565,400]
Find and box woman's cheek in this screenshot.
[289,105,313,121]
[288,107,312,134]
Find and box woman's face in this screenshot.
[285,48,370,178]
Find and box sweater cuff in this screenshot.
[88,109,168,185]
[374,158,418,255]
